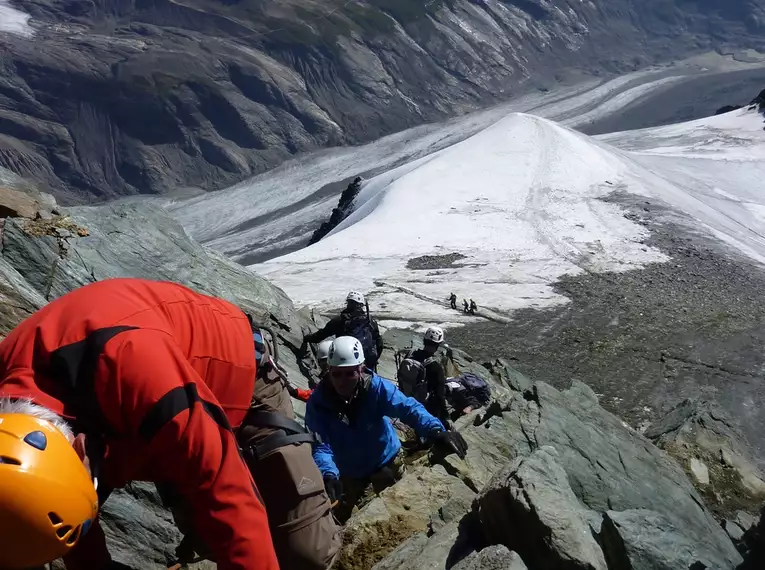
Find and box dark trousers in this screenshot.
[334,453,405,524]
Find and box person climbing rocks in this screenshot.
[163,322,341,570]
[449,292,457,310]
[254,327,313,403]
[395,327,450,427]
[445,373,492,420]
[305,336,469,523]
[469,299,478,315]
[0,278,279,570]
[463,299,469,313]
[302,291,383,370]
[315,338,333,384]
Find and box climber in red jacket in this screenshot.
[0,278,279,570]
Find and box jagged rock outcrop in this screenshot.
[2,0,765,202]
[714,86,765,116]
[309,176,363,244]
[479,446,608,570]
[337,333,745,570]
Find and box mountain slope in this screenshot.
[1,0,765,202]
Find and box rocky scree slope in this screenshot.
[2,0,765,203]
[1,183,764,569]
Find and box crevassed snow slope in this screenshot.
[0,0,33,37]
[256,113,669,328]
[257,108,765,330]
[599,109,765,263]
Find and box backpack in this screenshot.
[396,350,436,403]
[343,313,378,365]
[458,373,491,406]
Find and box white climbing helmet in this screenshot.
[317,339,333,362]
[328,336,365,367]
[424,326,445,344]
[346,290,365,305]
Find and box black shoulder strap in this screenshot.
[239,411,318,461]
[48,325,139,437]
[244,410,307,435]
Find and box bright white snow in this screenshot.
[0,0,33,37]
[256,113,672,329]
[256,107,765,330]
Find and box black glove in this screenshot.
[324,475,343,504]
[430,429,469,460]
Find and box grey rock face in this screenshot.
[600,508,736,570]
[646,398,765,517]
[479,446,607,570]
[452,546,528,570]
[2,0,765,202]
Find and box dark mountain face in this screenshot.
[1,0,764,203]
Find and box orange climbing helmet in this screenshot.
[0,413,98,568]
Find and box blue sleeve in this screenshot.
[305,400,340,478]
[374,375,444,438]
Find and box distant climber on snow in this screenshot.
[0,278,281,570]
[305,336,469,523]
[449,292,457,310]
[396,326,451,427]
[302,291,383,370]
[463,299,469,313]
[469,299,478,315]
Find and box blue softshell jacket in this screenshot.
[305,372,444,479]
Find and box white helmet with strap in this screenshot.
[424,326,444,344]
[346,291,365,305]
[328,336,365,367]
[317,339,333,362]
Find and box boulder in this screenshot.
[478,446,607,570]
[646,399,765,516]
[0,185,50,219]
[452,546,528,570]
[600,508,737,570]
[371,521,463,570]
[723,519,746,542]
[336,464,475,570]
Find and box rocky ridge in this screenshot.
[1,0,765,202]
[1,183,763,569]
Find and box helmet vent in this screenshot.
[48,512,63,525]
[66,525,82,545]
[56,525,73,539]
[0,456,21,465]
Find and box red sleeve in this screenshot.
[296,388,313,402]
[99,330,279,570]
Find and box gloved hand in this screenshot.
[323,474,343,505]
[430,429,469,460]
